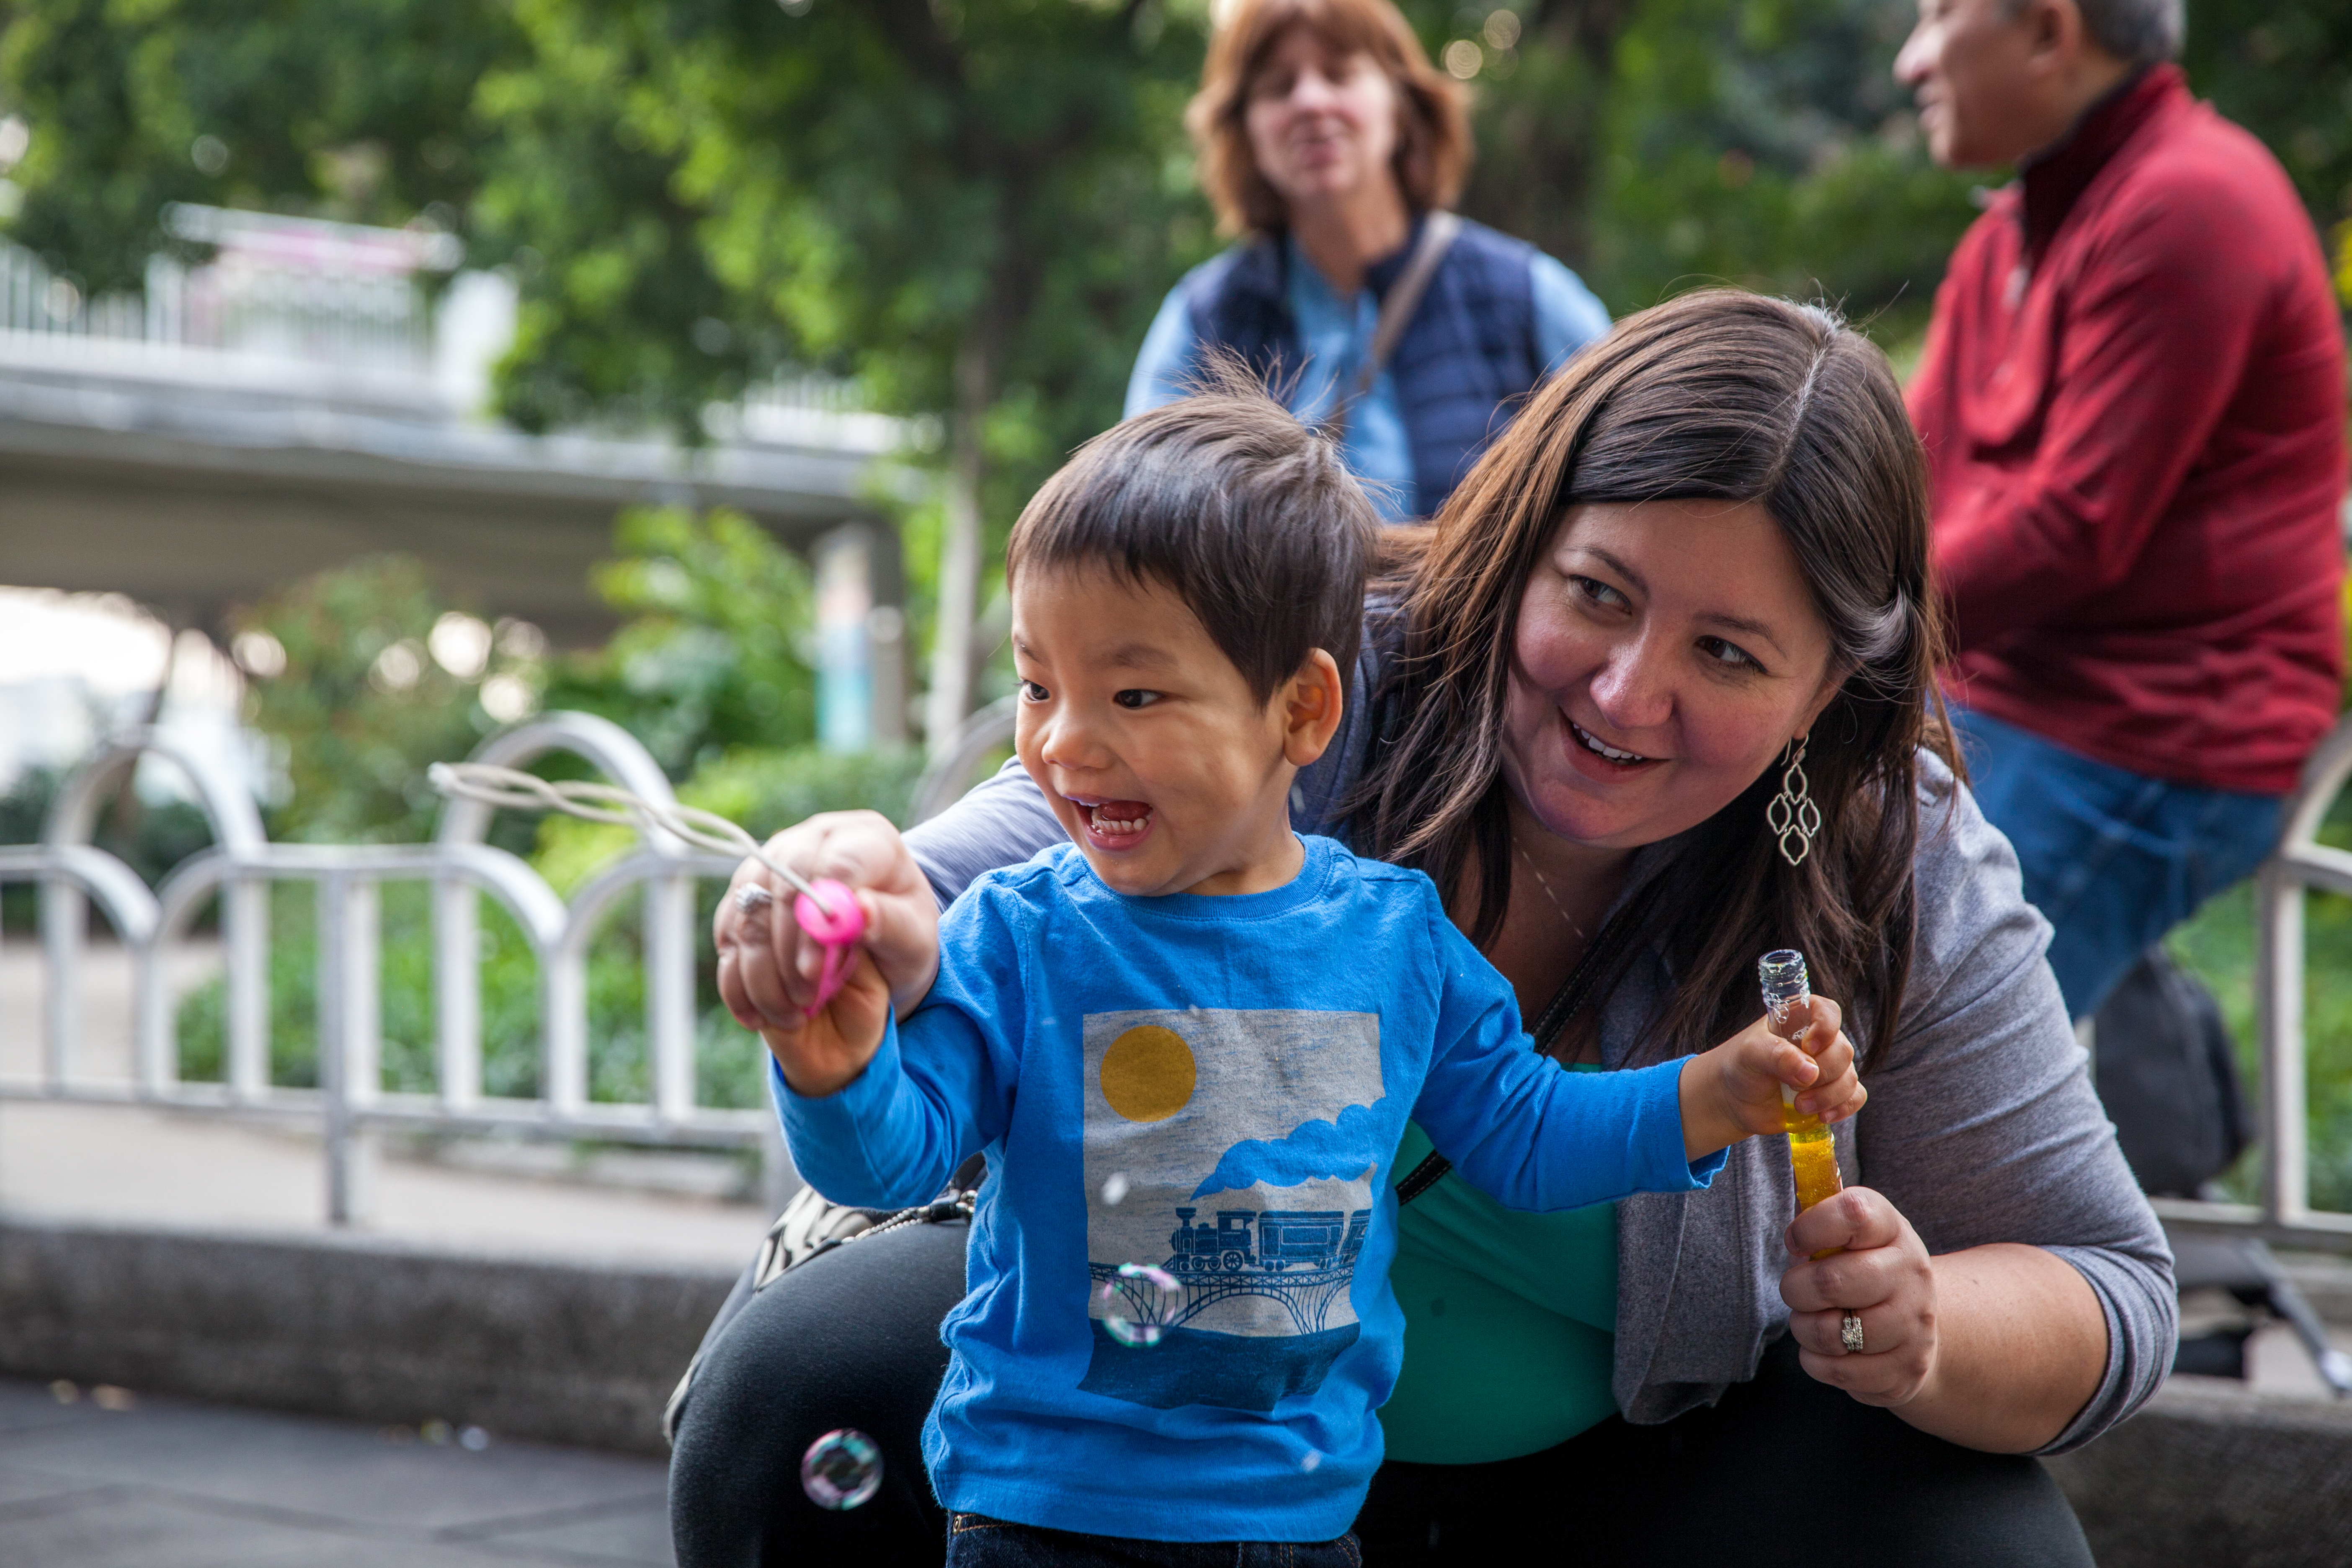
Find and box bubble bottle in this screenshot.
[1759,950,1843,1255]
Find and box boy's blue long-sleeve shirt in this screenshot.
[776,836,1720,1543]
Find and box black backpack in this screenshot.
[2092,945,2254,1199]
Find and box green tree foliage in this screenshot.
[469,0,1214,728]
[1398,0,1979,340]
[0,0,514,292]
[540,504,819,775]
[233,508,820,850]
[466,2,748,435]
[233,556,512,843]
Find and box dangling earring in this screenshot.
[1767,735,1821,867]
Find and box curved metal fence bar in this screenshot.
[0,843,160,1094]
[433,712,694,1124]
[2153,714,2352,1253]
[552,848,741,1124]
[39,730,268,1101]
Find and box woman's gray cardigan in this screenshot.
[903,644,2176,1455]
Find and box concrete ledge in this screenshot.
[8,1212,2352,1546]
[0,1217,735,1456]
[2049,1379,2352,1568]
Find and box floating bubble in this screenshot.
[801,1428,883,1510]
[458,1425,490,1451]
[1099,1172,1130,1207]
[1096,1262,1183,1348]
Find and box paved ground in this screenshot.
[0,1377,673,1568]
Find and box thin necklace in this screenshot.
[1516,842,1586,942]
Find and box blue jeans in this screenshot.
[1955,710,2285,1019]
[947,1514,1361,1568]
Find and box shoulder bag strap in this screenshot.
[1394,872,1667,1207]
[1322,209,1460,446]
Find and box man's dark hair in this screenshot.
[1006,376,1377,705]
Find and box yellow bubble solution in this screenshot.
[1759,949,1843,1257]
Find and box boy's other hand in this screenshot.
[715,810,941,1032]
[1677,995,1865,1161]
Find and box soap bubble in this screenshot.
[1099,1172,1130,1207]
[1096,1262,1182,1348]
[801,1428,883,1510]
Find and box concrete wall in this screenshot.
[8,1215,2352,1562]
[0,1218,734,1457]
[2048,1379,2352,1568]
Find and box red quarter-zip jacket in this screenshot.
[1910,65,2347,796]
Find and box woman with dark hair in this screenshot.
[1129,0,1609,520]
[680,291,2171,1566]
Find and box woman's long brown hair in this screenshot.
[1345,290,1957,1067]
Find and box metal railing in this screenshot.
[8,704,2352,1245]
[2154,714,2352,1254]
[0,712,772,1224]
[3,219,446,373]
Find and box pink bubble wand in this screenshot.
[427,761,867,1016]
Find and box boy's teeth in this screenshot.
[1088,801,1152,834]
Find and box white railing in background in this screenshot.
[0,713,769,1224]
[3,206,455,373]
[8,704,2349,1245]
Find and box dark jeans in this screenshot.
[669,1224,2092,1567]
[1957,708,2284,1019]
[947,1514,1359,1568]
[670,1214,964,1565]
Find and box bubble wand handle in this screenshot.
[1759,949,1844,1258]
[427,761,867,1016]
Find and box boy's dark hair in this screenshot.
[1006,375,1377,705]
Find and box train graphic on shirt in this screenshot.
[1088,1204,1375,1340]
[1164,1206,1372,1275]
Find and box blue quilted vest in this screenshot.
[1180,213,1545,515]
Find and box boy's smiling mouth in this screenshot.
[1064,792,1157,850]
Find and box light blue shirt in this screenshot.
[775,835,1716,1543]
[1125,238,1609,520]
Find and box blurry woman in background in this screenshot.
[1129,0,1609,520]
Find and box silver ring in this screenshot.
[1840,1310,1865,1355]
[733,884,776,913]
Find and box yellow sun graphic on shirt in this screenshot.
[1099,1024,1197,1122]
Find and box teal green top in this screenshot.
[1381,1078,1619,1463]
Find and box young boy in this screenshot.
[749,387,1861,1563]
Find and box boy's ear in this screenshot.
[1280,649,1346,769]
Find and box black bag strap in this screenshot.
[1394,873,1666,1207]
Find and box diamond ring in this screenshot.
[733,884,776,913]
[1840,1310,1865,1355]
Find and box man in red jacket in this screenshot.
[1902,0,2348,1019]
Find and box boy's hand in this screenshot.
[716,810,941,1028]
[1677,995,1865,1161]
[736,890,897,1098]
